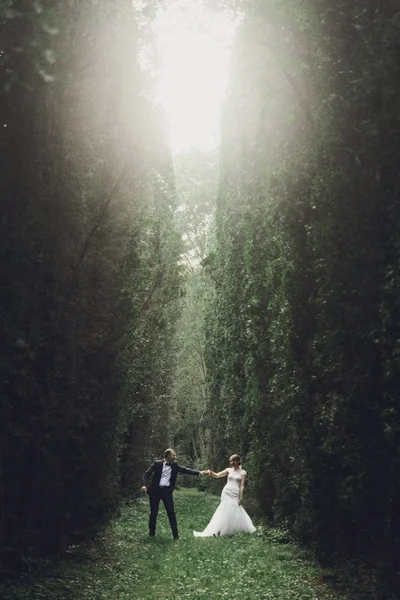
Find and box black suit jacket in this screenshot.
[143,460,200,495]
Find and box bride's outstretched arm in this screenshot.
[210,469,228,478]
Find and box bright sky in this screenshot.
[154,1,235,154]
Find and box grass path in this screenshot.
[2,489,357,600]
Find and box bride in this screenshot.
[193,454,256,537]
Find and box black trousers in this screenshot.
[149,488,178,538]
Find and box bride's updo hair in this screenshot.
[229,454,241,466]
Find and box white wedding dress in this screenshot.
[193,468,256,537]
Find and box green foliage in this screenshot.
[203,0,400,591]
[167,150,219,468]
[0,0,182,556]
[0,1,60,89]
[169,272,209,463]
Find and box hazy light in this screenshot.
[154,1,235,154]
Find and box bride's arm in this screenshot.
[238,474,246,504]
[210,469,228,478]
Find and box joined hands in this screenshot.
[139,470,211,493]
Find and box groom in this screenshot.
[140,448,209,540]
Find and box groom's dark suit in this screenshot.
[142,459,200,538]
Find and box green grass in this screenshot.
[0,490,364,600]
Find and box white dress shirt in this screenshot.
[159,460,173,487]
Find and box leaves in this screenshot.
[0,0,182,556]
[203,0,400,593]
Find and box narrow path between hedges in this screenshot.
[2,489,355,600]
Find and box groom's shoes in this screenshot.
[149,532,155,537]
[173,536,181,541]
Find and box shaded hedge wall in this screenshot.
[204,0,400,585]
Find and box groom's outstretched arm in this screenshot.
[176,464,201,476]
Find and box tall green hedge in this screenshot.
[0,0,181,556]
[204,0,400,583]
